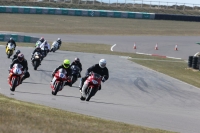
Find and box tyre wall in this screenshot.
[0,34,39,43]
[0,6,155,19]
[154,14,200,22]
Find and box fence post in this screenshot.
[101,0,102,5]
[141,0,143,8]
[124,0,126,7]
[167,2,168,9]
[158,1,160,8]
[93,0,94,5]
[116,0,118,6]
[150,1,151,8]
[175,2,177,10]
[193,4,194,10]
[183,3,185,10]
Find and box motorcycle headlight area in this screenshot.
[92,80,98,84]
[35,55,39,58]
[59,73,65,78]
[13,68,22,75]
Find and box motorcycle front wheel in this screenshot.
[52,82,61,95]
[10,77,18,92]
[86,87,97,101]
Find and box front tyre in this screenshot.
[52,82,61,95]
[86,87,97,101]
[33,60,39,70]
[10,77,17,92]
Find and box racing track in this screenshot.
[1,44,200,133]
[8,32,200,60]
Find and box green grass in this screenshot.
[1,14,200,35]
[0,94,176,133]
[1,1,200,15]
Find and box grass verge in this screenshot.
[0,94,175,133]
[1,14,200,35]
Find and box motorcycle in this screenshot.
[8,64,24,92]
[32,52,42,70]
[6,43,14,58]
[70,65,81,85]
[50,68,72,95]
[50,41,59,52]
[82,72,102,101]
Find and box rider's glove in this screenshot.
[102,77,106,83]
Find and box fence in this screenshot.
[1,0,200,11]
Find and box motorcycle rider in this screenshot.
[57,38,62,49]
[31,45,43,65]
[10,53,30,84]
[6,38,16,50]
[79,59,109,100]
[71,57,82,77]
[12,50,21,62]
[51,59,72,87]
[35,37,45,47]
[40,40,50,57]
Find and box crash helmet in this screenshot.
[15,50,21,55]
[39,37,44,42]
[99,59,106,68]
[63,59,70,68]
[17,53,24,62]
[57,38,61,41]
[74,57,80,63]
[10,38,13,41]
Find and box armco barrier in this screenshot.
[0,34,39,43]
[155,14,200,22]
[0,6,155,20]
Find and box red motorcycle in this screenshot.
[50,68,71,95]
[8,64,24,92]
[83,72,102,101]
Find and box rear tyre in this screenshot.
[10,78,17,92]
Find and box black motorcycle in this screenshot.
[70,65,81,85]
[32,52,41,70]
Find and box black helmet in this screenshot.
[75,57,80,63]
[16,50,21,55]
[17,53,24,62]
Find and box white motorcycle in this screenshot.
[50,41,59,52]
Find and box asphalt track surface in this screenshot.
[7,32,200,60]
[1,44,200,133]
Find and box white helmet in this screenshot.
[99,59,106,68]
[57,38,61,41]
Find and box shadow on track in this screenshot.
[23,81,49,85]
[15,91,51,96]
[36,69,53,73]
[89,100,133,107]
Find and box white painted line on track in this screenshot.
[166,56,182,60]
[111,44,116,51]
[136,52,151,56]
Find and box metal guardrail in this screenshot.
[1,0,200,11]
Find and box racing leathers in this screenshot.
[71,61,82,77]
[80,64,109,97]
[52,65,72,87]
[57,40,62,49]
[10,59,30,83]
